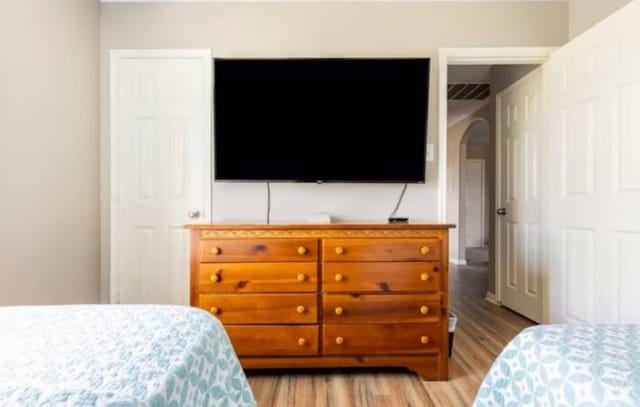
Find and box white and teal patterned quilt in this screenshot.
[474,325,640,407]
[0,304,255,407]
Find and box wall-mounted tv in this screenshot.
[214,58,430,183]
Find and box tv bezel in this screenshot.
[213,57,430,184]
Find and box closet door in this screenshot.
[110,50,212,304]
[546,1,640,323]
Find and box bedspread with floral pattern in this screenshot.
[473,324,640,407]
[0,304,255,406]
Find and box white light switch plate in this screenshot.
[426,144,435,162]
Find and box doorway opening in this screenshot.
[441,53,546,308]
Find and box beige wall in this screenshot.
[0,2,569,305]
[466,143,491,248]
[569,0,633,38]
[467,145,490,160]
[0,0,100,305]
[100,2,568,299]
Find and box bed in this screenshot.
[0,304,255,406]
[473,324,640,406]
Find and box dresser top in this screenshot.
[185,222,455,230]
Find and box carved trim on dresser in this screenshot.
[201,229,441,239]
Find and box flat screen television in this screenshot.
[214,58,430,183]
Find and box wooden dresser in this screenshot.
[186,223,453,380]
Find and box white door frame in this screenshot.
[109,49,213,303]
[437,47,555,300]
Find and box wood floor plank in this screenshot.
[246,249,535,406]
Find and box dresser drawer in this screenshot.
[200,239,318,262]
[323,294,441,324]
[322,262,441,292]
[322,239,440,262]
[198,294,317,324]
[227,325,319,356]
[323,324,440,355]
[198,263,317,293]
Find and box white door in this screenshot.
[497,68,544,322]
[110,50,212,305]
[546,1,640,324]
[465,159,486,248]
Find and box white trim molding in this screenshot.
[101,0,567,2]
[485,291,500,305]
[449,257,468,266]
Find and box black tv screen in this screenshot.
[214,58,430,183]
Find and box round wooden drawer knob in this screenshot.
[420,306,429,315]
[297,273,306,282]
[209,307,220,315]
[210,273,220,283]
[297,246,307,255]
[297,338,307,347]
[334,274,344,282]
[420,273,430,281]
[420,336,430,345]
[335,336,344,345]
[420,246,430,255]
[335,247,345,255]
[296,305,306,314]
[210,247,221,255]
[334,307,344,315]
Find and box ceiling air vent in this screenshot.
[448,83,490,100]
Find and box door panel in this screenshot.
[497,68,544,322]
[111,51,212,304]
[547,1,640,324]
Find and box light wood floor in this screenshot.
[246,249,535,406]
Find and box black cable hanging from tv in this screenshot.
[266,182,271,225]
[388,183,409,223]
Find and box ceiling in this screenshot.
[448,65,491,83]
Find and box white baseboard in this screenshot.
[484,291,500,305]
[449,257,467,266]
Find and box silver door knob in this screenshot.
[187,210,201,219]
[496,208,507,216]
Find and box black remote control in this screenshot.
[388,217,409,223]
